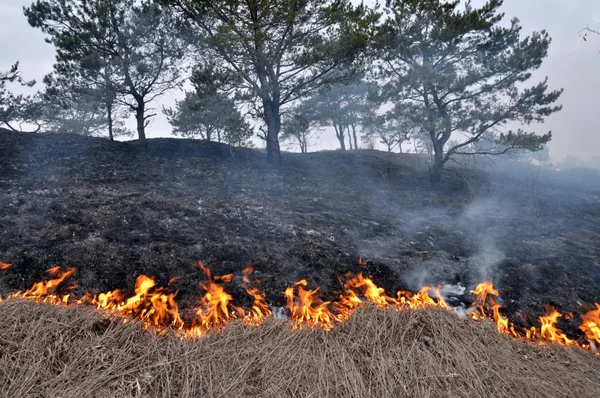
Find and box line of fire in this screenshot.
[1,260,599,352]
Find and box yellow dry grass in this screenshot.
[0,299,599,398]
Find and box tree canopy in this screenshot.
[1,0,568,184]
[25,0,186,140]
[300,82,373,150]
[281,113,312,153]
[0,62,37,132]
[161,0,378,164]
[163,90,252,147]
[375,0,562,183]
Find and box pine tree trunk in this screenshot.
[135,100,146,141]
[347,128,353,150]
[104,68,114,142]
[351,124,358,150]
[263,98,281,165]
[429,145,445,184]
[429,160,443,184]
[335,125,346,151]
[107,101,114,142]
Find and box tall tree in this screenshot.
[25,0,186,140]
[376,0,563,183]
[161,0,377,164]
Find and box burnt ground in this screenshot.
[0,129,599,335]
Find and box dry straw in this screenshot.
[1,299,599,398]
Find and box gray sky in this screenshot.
[1,0,599,161]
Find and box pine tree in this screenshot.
[163,91,252,146]
[376,0,563,183]
[161,0,377,164]
[25,0,186,140]
[0,62,38,132]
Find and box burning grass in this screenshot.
[1,300,600,398]
[2,263,600,398]
[3,260,600,352]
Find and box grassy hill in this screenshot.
[1,130,600,396]
[1,130,599,316]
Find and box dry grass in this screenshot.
[0,300,599,398]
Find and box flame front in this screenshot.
[8,266,77,304]
[467,282,600,351]
[1,263,600,354]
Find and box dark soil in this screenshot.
[1,129,599,335]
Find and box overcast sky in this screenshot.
[1,0,599,161]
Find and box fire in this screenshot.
[193,268,241,330]
[283,272,449,329]
[87,274,184,331]
[530,305,575,346]
[397,285,449,310]
[241,265,272,325]
[8,266,77,304]
[340,272,395,308]
[580,303,600,344]
[338,272,448,311]
[285,280,341,330]
[0,262,11,269]
[1,263,600,355]
[470,281,499,320]
[467,282,600,350]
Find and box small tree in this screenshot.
[281,113,313,153]
[376,0,563,183]
[163,91,252,146]
[301,82,372,150]
[38,75,132,138]
[161,0,377,164]
[362,111,414,152]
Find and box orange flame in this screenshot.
[286,280,341,330]
[580,304,600,346]
[8,266,77,304]
[340,272,395,308]
[470,281,499,320]
[530,305,575,346]
[240,265,272,325]
[3,262,600,355]
[0,262,11,269]
[88,274,184,331]
[468,282,589,349]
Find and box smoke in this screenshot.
[459,197,508,283]
[470,234,504,283]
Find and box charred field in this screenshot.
[1,129,600,336]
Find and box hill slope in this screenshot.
[0,130,599,329]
